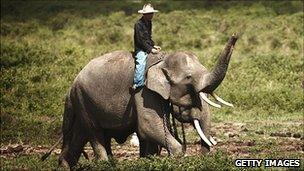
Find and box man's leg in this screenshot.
[133,51,148,89]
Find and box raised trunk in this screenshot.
[202,34,238,93]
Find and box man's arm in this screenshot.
[134,24,154,53]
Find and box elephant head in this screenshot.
[146,34,238,150]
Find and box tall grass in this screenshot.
[1,0,303,147]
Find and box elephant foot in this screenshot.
[58,156,70,170]
[90,140,109,161]
[169,143,184,156]
[93,148,108,161]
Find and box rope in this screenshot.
[162,102,187,155]
[181,122,186,153]
[162,102,170,155]
[172,116,182,144]
[167,107,173,135]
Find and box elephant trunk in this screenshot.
[201,34,238,93]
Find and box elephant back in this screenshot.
[72,50,136,129]
[77,50,134,87]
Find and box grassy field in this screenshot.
[1,0,303,170]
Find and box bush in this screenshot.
[0,42,55,68]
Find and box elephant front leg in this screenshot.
[135,90,183,156]
[136,96,183,155]
[138,117,183,156]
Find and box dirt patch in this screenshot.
[270,132,303,138]
[1,122,303,160]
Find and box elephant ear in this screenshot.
[146,62,170,99]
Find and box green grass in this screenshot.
[2,151,303,170]
[1,152,236,171]
[74,152,236,171]
[1,0,303,170]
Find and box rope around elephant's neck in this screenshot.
[162,103,187,155]
[162,102,170,155]
[181,122,186,153]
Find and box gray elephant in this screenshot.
[57,34,238,168]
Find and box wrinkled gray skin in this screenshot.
[59,36,236,168]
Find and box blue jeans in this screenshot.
[133,51,148,88]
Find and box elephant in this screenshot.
[57,34,238,168]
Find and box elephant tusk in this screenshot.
[211,93,234,107]
[199,93,221,108]
[194,120,213,147]
[210,136,217,145]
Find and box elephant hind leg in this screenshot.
[90,133,112,161]
[58,147,69,169]
[104,137,113,156]
[90,140,108,161]
[59,130,87,169]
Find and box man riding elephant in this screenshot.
[41,3,239,169]
[133,3,161,90]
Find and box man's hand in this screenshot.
[151,48,160,54]
[153,45,161,51]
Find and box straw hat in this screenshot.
[138,4,159,14]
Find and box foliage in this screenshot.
[1,152,236,171]
[75,152,235,171]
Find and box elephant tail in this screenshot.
[41,135,63,161]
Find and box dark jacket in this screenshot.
[134,17,155,53]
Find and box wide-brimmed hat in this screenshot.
[138,4,159,14]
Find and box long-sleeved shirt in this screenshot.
[134,17,155,54]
